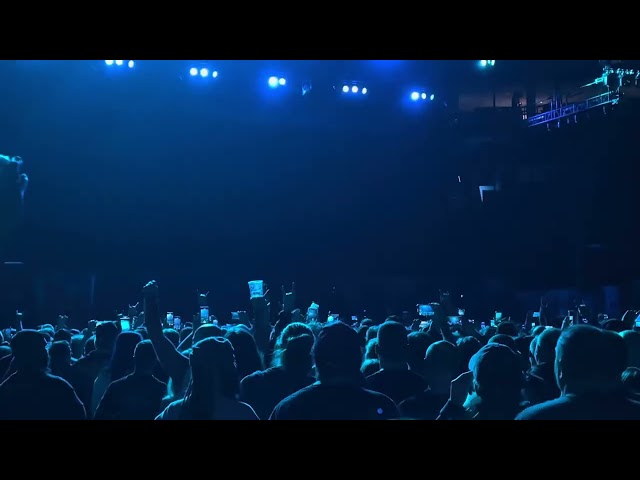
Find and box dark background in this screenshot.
[1,60,638,326]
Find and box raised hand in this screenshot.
[251,286,270,312]
[561,316,574,330]
[282,282,296,313]
[128,303,140,318]
[56,315,69,331]
[197,291,209,307]
[142,281,161,335]
[143,280,159,298]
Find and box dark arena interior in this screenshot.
[1,59,640,422]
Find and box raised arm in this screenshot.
[143,281,189,382]
[250,286,272,356]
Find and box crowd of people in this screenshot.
[1,280,640,420]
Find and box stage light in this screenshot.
[200,68,209,77]
[189,68,198,76]
[268,76,286,88]
[430,94,435,101]
[105,60,135,69]
[212,71,218,78]
[341,83,367,95]
[480,60,487,67]
[479,60,495,67]
[410,91,431,102]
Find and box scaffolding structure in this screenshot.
[526,65,640,128]
[527,91,619,127]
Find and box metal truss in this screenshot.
[527,91,619,128]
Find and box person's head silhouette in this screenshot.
[376,321,409,369]
[225,328,263,379]
[314,322,363,384]
[109,331,143,381]
[469,343,522,404]
[555,325,627,396]
[424,341,458,393]
[133,340,158,375]
[272,322,314,372]
[95,322,118,353]
[183,337,239,419]
[48,340,73,371]
[193,324,223,343]
[534,328,561,366]
[10,330,48,375]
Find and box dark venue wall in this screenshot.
[1,60,639,326]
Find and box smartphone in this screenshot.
[418,304,434,317]
[531,322,535,328]
[200,307,209,324]
[533,312,540,318]
[569,316,574,322]
[468,319,475,324]
[490,319,496,327]
[231,312,240,323]
[120,318,131,331]
[635,313,640,329]
[419,321,428,329]
[458,308,465,316]
[449,317,461,325]
[480,322,486,329]
[174,316,182,330]
[495,312,503,321]
[351,315,358,322]
[167,312,174,326]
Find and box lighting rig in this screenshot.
[527,63,639,129]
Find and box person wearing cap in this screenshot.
[517,325,640,420]
[365,321,428,404]
[270,322,399,420]
[438,343,526,420]
[0,330,86,420]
